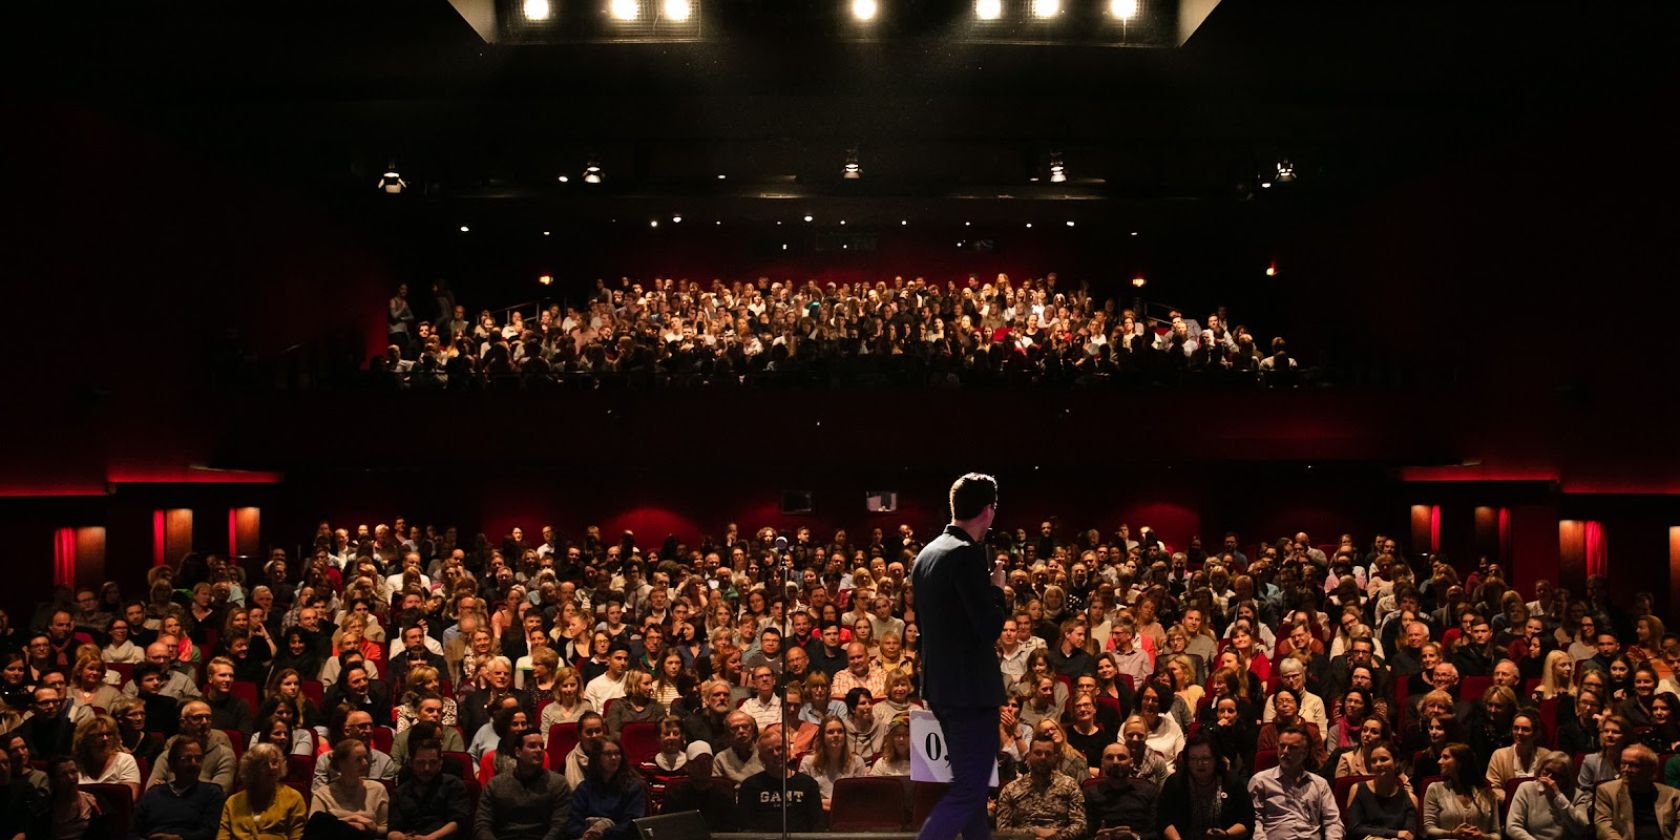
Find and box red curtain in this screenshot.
[152,509,166,567]
[53,528,75,588]
[1585,520,1608,578]
[1430,505,1442,553]
[1497,507,1511,563]
[227,508,239,558]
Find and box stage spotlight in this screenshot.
[843,147,861,180]
[582,160,603,184]
[1266,263,1278,277]
[1032,0,1059,18]
[524,0,552,21]
[852,0,878,22]
[803,214,814,222]
[538,274,554,286]
[1065,220,1075,227]
[1109,0,1137,21]
[649,219,659,228]
[610,0,639,20]
[557,174,570,183]
[1275,159,1296,183]
[1131,275,1147,288]
[661,0,691,21]
[975,0,1002,21]
[458,225,470,232]
[543,231,551,236]
[377,162,407,195]
[1049,152,1067,183]
[900,220,908,226]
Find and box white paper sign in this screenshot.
[909,708,1001,786]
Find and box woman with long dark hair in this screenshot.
[1160,734,1253,840]
[1344,741,1418,840]
[568,735,648,840]
[1422,743,1497,840]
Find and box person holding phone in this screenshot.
[911,472,1006,840]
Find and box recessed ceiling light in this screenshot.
[459,225,470,232]
[649,219,659,228]
[900,220,908,226]
[803,214,814,222]
[557,175,569,183]
[1025,222,1033,228]
[717,174,727,180]
[672,214,683,223]
[543,230,551,236]
[1065,220,1075,227]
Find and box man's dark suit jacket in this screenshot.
[911,524,1006,709]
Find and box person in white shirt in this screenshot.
[583,646,630,713]
[382,552,432,596]
[997,619,1032,689]
[1262,658,1329,735]
[739,666,781,731]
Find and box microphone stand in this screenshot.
[779,542,792,840]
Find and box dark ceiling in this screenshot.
[24,0,1676,232]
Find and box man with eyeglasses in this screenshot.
[146,701,236,792]
[739,666,780,731]
[1594,743,1680,840]
[313,708,397,787]
[14,686,73,757]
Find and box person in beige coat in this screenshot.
[1593,744,1680,840]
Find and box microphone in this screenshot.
[774,535,789,554]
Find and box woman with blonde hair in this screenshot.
[331,614,382,664]
[68,652,123,716]
[220,742,308,839]
[539,666,591,732]
[1628,614,1668,665]
[73,712,140,798]
[265,667,323,730]
[1163,654,1203,732]
[798,715,866,806]
[394,665,459,733]
[868,714,912,776]
[306,738,389,838]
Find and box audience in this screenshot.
[11,513,1680,839]
[370,277,1306,390]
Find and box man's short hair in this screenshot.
[949,473,998,521]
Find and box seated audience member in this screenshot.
[1578,714,1630,790]
[124,643,199,701]
[1593,744,1680,840]
[312,709,396,788]
[133,738,226,840]
[148,701,237,792]
[1256,687,1327,770]
[478,704,538,785]
[1084,743,1159,840]
[203,657,255,738]
[868,713,912,776]
[474,727,571,840]
[110,695,166,765]
[996,732,1088,840]
[389,739,469,840]
[391,705,465,767]
[45,755,101,840]
[660,742,737,828]
[714,711,764,783]
[1485,708,1553,800]
[458,658,531,742]
[539,666,591,733]
[582,647,630,714]
[1554,689,1603,755]
[738,666,781,730]
[1504,753,1588,840]
[320,663,391,728]
[567,736,647,840]
[469,695,524,763]
[648,715,688,774]
[602,669,663,736]
[218,743,309,840]
[305,738,389,840]
[1342,742,1417,840]
[1160,734,1254,840]
[562,712,607,790]
[16,686,74,758]
[737,725,825,832]
[841,688,886,759]
[1132,683,1185,765]
[394,667,459,734]
[73,712,141,798]
[1246,727,1341,840]
[798,714,866,805]
[1422,743,1498,840]
[129,662,186,737]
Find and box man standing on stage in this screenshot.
[913,472,1007,840]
